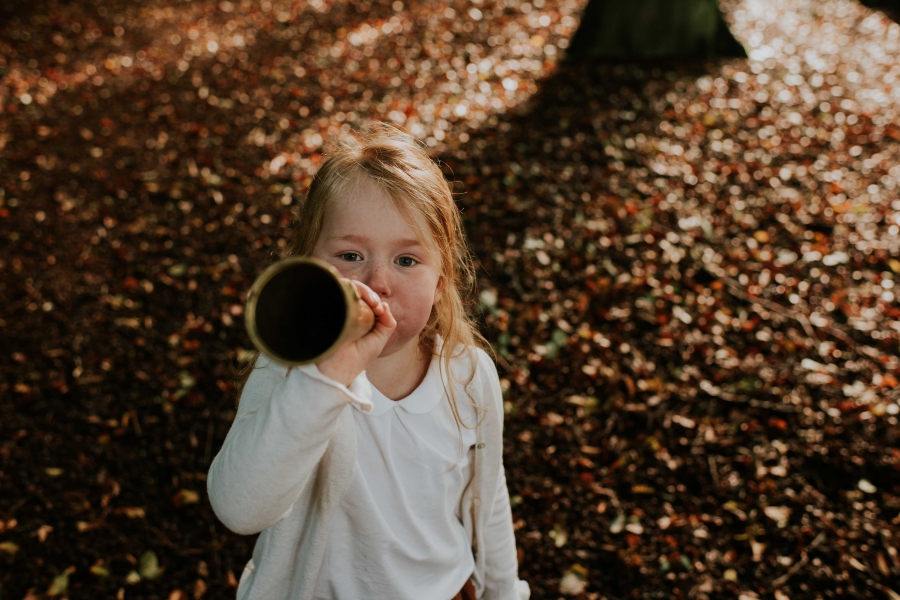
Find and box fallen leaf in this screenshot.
[610,513,625,534]
[139,550,162,579]
[763,506,791,526]
[888,259,900,274]
[549,524,567,547]
[882,586,900,600]
[751,538,766,561]
[47,567,75,597]
[173,489,200,507]
[36,524,53,542]
[672,414,696,429]
[878,552,890,576]
[0,541,19,555]
[848,556,867,571]
[559,564,588,595]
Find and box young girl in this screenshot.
[208,123,530,600]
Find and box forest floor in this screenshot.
[2,0,900,598]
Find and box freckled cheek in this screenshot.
[327,262,364,283]
[392,288,437,330]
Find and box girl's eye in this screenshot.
[339,252,362,262]
[396,256,417,267]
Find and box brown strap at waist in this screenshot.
[450,577,476,600]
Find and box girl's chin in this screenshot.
[376,331,420,359]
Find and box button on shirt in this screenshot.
[312,355,479,600]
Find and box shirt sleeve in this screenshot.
[482,466,527,600]
[478,350,529,600]
[207,354,372,535]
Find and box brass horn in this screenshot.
[245,257,376,367]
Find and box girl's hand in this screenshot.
[315,280,396,387]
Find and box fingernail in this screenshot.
[370,292,379,303]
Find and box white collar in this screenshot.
[352,337,448,417]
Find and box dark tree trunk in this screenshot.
[566,0,747,61]
[858,0,900,21]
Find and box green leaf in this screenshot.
[610,512,625,534]
[139,550,162,579]
[47,571,69,597]
[549,524,568,547]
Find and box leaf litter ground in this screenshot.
[1,0,900,598]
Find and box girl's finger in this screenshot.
[384,302,397,327]
[351,280,380,307]
[372,301,396,332]
[355,303,394,357]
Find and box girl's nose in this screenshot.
[364,264,391,297]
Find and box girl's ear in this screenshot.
[434,276,444,305]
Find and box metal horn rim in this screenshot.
[245,256,357,367]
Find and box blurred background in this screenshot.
[2,0,900,598]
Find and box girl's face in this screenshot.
[311,176,443,359]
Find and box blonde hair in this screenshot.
[233,122,491,448]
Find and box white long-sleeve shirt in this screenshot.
[207,341,530,600]
[313,354,477,599]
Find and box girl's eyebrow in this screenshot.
[329,234,424,248]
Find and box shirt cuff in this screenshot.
[292,363,374,412]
